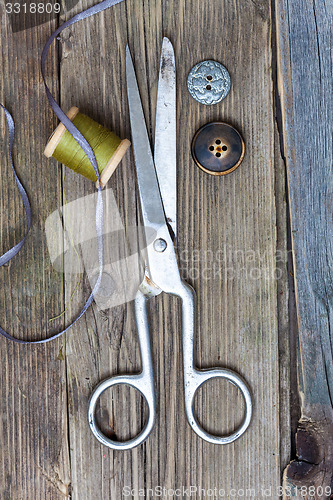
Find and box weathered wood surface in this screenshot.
[0,5,71,500]
[276,0,333,498]
[0,0,299,498]
[60,0,284,498]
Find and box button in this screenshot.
[187,60,231,105]
[191,122,245,175]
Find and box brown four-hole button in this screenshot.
[191,122,245,175]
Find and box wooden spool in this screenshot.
[44,106,130,189]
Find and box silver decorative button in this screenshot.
[187,60,231,105]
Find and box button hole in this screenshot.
[206,85,212,91]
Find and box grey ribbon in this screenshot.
[0,0,125,343]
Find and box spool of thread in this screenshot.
[44,107,130,188]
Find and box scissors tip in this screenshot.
[161,38,175,65]
[125,44,132,59]
[162,37,173,50]
[125,45,135,76]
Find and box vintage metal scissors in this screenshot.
[88,38,252,450]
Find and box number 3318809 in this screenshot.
[5,3,61,14]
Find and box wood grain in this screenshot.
[275,0,333,498]
[0,0,296,497]
[59,0,285,497]
[0,5,70,500]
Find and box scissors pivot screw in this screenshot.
[153,238,167,252]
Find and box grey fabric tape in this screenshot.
[0,0,126,343]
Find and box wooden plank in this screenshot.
[274,120,293,473]
[275,0,333,498]
[58,0,287,497]
[0,6,71,500]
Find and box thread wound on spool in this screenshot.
[44,107,130,188]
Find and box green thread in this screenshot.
[49,112,122,320]
[52,112,121,182]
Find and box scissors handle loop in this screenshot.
[88,292,156,450]
[179,283,253,444]
[184,368,252,444]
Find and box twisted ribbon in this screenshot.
[0,0,125,343]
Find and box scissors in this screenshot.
[88,38,252,450]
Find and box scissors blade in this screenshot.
[126,46,167,232]
[154,37,177,238]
